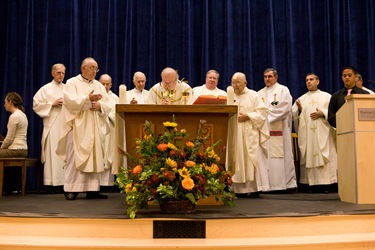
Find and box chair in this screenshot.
[0,157,40,197]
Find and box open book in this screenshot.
[193,95,227,104]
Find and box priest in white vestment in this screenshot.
[56,57,112,200]
[33,63,66,190]
[292,73,337,187]
[355,74,375,94]
[98,74,119,187]
[192,70,227,102]
[126,71,149,104]
[226,72,270,197]
[258,68,297,191]
[146,67,193,105]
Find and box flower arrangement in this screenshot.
[116,116,235,219]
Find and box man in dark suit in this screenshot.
[328,66,370,128]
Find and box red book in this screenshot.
[193,95,227,104]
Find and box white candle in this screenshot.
[119,84,127,104]
[227,86,234,105]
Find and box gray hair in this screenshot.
[51,63,66,73]
[264,68,278,78]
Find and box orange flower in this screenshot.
[185,141,194,148]
[182,177,194,190]
[157,143,168,151]
[132,165,143,175]
[184,160,196,167]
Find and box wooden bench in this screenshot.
[0,158,40,197]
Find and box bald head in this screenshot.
[231,72,247,95]
[161,67,178,90]
[80,57,99,81]
[99,74,112,93]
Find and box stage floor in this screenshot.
[1,191,375,219]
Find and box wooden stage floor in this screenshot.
[1,191,375,249]
[1,191,375,219]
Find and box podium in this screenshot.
[336,94,375,204]
[112,104,238,174]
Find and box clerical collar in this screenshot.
[267,82,278,90]
[239,88,248,95]
[81,74,92,83]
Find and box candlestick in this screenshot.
[227,86,234,105]
[119,84,127,104]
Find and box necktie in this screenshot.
[345,89,352,102]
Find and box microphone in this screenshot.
[367,80,375,84]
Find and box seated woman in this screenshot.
[0,92,28,157]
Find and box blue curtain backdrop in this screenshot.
[0,0,374,189]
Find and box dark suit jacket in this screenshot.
[328,86,369,128]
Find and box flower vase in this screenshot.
[159,199,196,214]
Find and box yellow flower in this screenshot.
[205,163,219,174]
[132,187,137,192]
[214,154,220,162]
[143,134,153,140]
[184,160,196,167]
[207,149,215,158]
[211,163,219,174]
[180,128,186,133]
[167,142,178,150]
[163,121,178,129]
[166,157,177,169]
[178,167,190,178]
[182,177,194,190]
[185,141,194,148]
[125,183,132,193]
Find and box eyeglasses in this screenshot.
[87,66,99,73]
[162,81,176,85]
[231,82,242,86]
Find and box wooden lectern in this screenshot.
[112,104,238,174]
[336,94,375,204]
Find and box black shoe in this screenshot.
[86,192,108,199]
[248,192,260,198]
[285,188,297,194]
[64,192,78,200]
[235,193,248,198]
